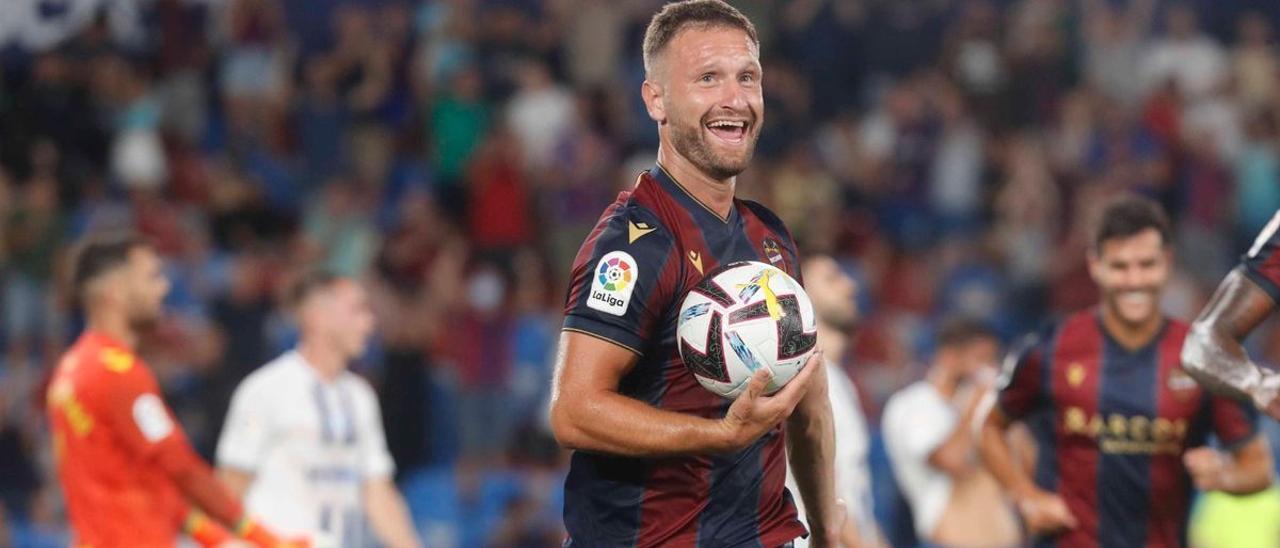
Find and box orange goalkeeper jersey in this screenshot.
[47,331,192,547]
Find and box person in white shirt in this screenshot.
[882,318,1021,548]
[217,271,420,548]
[786,255,883,547]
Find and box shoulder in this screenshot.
[740,200,794,240]
[884,383,937,418]
[235,353,300,396]
[341,373,379,404]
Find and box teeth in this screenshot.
[708,121,746,129]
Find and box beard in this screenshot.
[128,307,163,333]
[668,111,758,180]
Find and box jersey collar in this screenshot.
[650,163,736,225]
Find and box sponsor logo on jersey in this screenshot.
[628,220,656,244]
[101,348,135,373]
[588,251,638,316]
[763,238,784,266]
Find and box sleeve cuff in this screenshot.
[1242,265,1280,305]
[562,314,645,356]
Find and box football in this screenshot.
[677,260,818,399]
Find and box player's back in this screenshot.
[47,331,185,547]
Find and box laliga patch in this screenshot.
[132,393,174,442]
[589,250,638,316]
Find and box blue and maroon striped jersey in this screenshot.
[560,165,808,547]
[998,311,1258,548]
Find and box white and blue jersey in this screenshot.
[217,350,395,547]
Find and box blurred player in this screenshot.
[549,1,840,546]
[883,319,1022,547]
[48,232,295,547]
[785,255,883,547]
[1182,207,1280,419]
[216,271,419,548]
[980,196,1273,547]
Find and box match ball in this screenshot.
[677,261,818,399]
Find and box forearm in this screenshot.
[979,413,1037,499]
[552,390,733,457]
[366,479,421,548]
[1218,460,1274,495]
[161,446,246,527]
[931,389,988,476]
[786,370,838,541]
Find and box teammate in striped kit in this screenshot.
[549,1,840,546]
[980,196,1274,547]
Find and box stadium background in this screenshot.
[6,0,1280,545]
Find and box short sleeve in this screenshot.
[1241,210,1280,303]
[997,334,1048,422]
[562,206,678,354]
[216,377,271,471]
[354,381,395,479]
[91,359,190,461]
[883,387,956,460]
[1211,395,1259,450]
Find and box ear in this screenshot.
[642,79,666,124]
[1086,249,1104,283]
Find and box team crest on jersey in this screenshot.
[763,238,784,266]
[588,251,638,316]
[1067,362,1086,388]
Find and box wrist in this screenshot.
[712,417,744,453]
[236,516,283,547]
[184,511,233,547]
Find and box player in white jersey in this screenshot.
[216,271,420,548]
[786,255,884,547]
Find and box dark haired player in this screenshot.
[47,233,300,547]
[979,197,1273,547]
[549,1,840,546]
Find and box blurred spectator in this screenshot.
[1140,3,1227,103]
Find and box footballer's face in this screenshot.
[803,256,858,330]
[648,26,763,180]
[1089,228,1171,328]
[124,246,170,331]
[319,280,375,360]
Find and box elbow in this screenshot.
[1180,322,1216,381]
[549,399,586,451]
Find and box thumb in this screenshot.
[1058,501,1079,529]
[740,368,772,401]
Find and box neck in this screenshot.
[816,320,846,366]
[656,142,735,219]
[1100,306,1163,351]
[297,339,347,381]
[87,311,137,350]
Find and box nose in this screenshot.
[718,79,750,113]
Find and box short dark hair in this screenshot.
[642,0,759,76]
[1093,195,1172,253]
[936,316,998,350]
[286,269,343,309]
[70,231,150,301]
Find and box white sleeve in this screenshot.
[217,377,271,471]
[355,381,395,480]
[883,388,956,463]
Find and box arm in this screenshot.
[980,408,1077,535]
[364,477,421,548]
[979,409,1040,503]
[929,381,992,477]
[549,331,821,456]
[1184,436,1274,495]
[785,364,841,547]
[1181,268,1280,416]
[97,369,286,547]
[218,468,254,499]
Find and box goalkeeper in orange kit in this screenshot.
[47,232,304,547]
